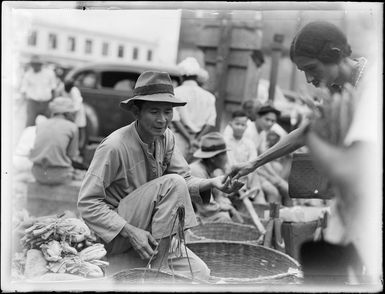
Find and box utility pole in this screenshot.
[290,11,302,92]
[268,34,284,103]
[214,12,232,130]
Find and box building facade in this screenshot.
[20,20,159,69]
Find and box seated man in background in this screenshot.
[78,71,242,280]
[29,97,81,185]
[190,132,242,224]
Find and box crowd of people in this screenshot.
[13,55,87,185]
[11,20,381,287]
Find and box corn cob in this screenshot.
[78,244,106,261]
[81,261,104,278]
[60,241,78,256]
[89,259,109,268]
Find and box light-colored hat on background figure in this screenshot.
[177,57,202,76]
[193,132,230,159]
[120,71,186,112]
[197,68,209,85]
[49,97,78,115]
[30,55,44,65]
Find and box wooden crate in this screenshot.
[26,180,82,217]
[281,220,319,261]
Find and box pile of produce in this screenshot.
[12,212,109,280]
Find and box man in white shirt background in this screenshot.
[171,57,217,162]
[20,55,57,127]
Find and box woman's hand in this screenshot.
[222,162,256,189]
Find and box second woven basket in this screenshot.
[187,222,267,244]
[186,240,302,284]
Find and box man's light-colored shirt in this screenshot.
[223,119,267,155]
[172,80,217,133]
[223,120,287,155]
[29,117,79,168]
[78,122,203,243]
[224,133,257,166]
[20,67,57,101]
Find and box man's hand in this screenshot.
[212,175,244,194]
[222,162,256,188]
[121,224,158,260]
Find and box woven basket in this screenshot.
[187,241,302,284]
[188,222,267,244]
[112,268,195,284]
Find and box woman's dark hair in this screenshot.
[232,109,247,119]
[290,21,352,64]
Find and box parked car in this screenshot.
[64,62,182,142]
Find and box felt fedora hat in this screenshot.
[120,71,186,112]
[193,132,230,159]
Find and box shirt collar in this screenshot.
[133,120,165,152]
[182,80,199,86]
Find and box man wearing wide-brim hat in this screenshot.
[20,55,57,127]
[78,71,242,280]
[190,132,242,224]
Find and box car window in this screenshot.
[100,71,139,90]
[73,71,98,89]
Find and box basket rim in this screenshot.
[112,267,195,283]
[186,240,301,268]
[190,221,264,230]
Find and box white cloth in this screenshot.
[13,126,37,172]
[20,68,57,101]
[324,62,381,279]
[63,87,87,128]
[172,80,216,133]
[14,126,36,157]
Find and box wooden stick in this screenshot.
[242,196,266,234]
[263,220,274,248]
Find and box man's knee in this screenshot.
[162,174,187,189]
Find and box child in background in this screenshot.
[223,110,267,204]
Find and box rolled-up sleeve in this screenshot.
[77,146,127,243]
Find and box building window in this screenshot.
[48,33,57,50]
[147,49,153,61]
[85,39,93,54]
[27,31,37,46]
[102,42,109,56]
[133,47,139,60]
[68,37,76,52]
[118,45,124,58]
